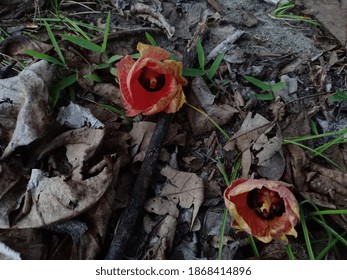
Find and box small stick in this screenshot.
[206,30,244,63]
[105,113,173,259]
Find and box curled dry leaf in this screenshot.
[225,112,285,179]
[156,165,204,229]
[0,60,54,159]
[296,0,347,46]
[284,144,347,231]
[0,127,114,229]
[0,241,21,260]
[142,215,177,260]
[187,77,238,135]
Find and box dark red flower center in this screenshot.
[138,67,166,92]
[246,186,285,220]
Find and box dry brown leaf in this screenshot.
[0,35,50,60]
[0,60,54,159]
[130,121,156,162]
[284,144,347,231]
[296,0,347,46]
[142,215,177,260]
[0,127,115,229]
[159,165,204,229]
[253,125,285,180]
[145,197,180,217]
[186,77,238,135]
[227,112,285,178]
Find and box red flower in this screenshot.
[224,178,299,243]
[117,42,188,116]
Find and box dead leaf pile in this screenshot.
[0,61,122,259]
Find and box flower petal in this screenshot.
[117,43,187,116]
[224,178,300,243]
[137,42,171,61]
[117,55,142,116]
[127,58,177,112]
[163,85,186,113]
[163,60,188,86]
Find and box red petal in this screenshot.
[127,58,176,111]
[224,178,300,243]
[137,42,171,61]
[117,55,142,116]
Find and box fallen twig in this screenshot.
[105,112,173,259]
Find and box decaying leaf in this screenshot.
[284,144,347,231]
[57,103,104,129]
[0,241,21,260]
[145,165,204,230]
[186,77,238,135]
[296,0,347,46]
[142,215,177,260]
[225,112,285,179]
[0,60,54,159]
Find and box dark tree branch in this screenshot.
[105,113,173,259]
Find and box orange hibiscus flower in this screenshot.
[117,42,188,116]
[224,178,300,243]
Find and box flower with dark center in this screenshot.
[117,43,187,116]
[224,178,299,243]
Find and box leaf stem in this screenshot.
[185,102,231,141]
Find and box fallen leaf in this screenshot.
[186,77,238,135]
[0,60,54,159]
[226,112,285,178]
[142,215,177,260]
[296,0,347,46]
[158,165,204,229]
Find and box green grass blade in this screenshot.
[244,75,272,91]
[100,104,125,117]
[185,102,231,140]
[328,90,347,102]
[207,51,225,80]
[284,127,347,142]
[217,207,229,260]
[182,68,205,77]
[44,20,65,65]
[25,49,65,66]
[95,63,110,70]
[84,73,102,82]
[37,17,103,33]
[217,158,242,260]
[131,53,140,59]
[315,236,340,260]
[256,93,274,100]
[197,39,205,71]
[283,139,344,171]
[299,204,315,260]
[270,82,285,92]
[309,117,319,135]
[314,133,346,155]
[59,15,90,40]
[312,217,347,246]
[248,235,260,257]
[61,34,102,52]
[145,32,158,46]
[51,73,77,107]
[217,157,231,186]
[285,244,295,260]
[309,209,347,216]
[108,54,123,64]
[101,12,111,52]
